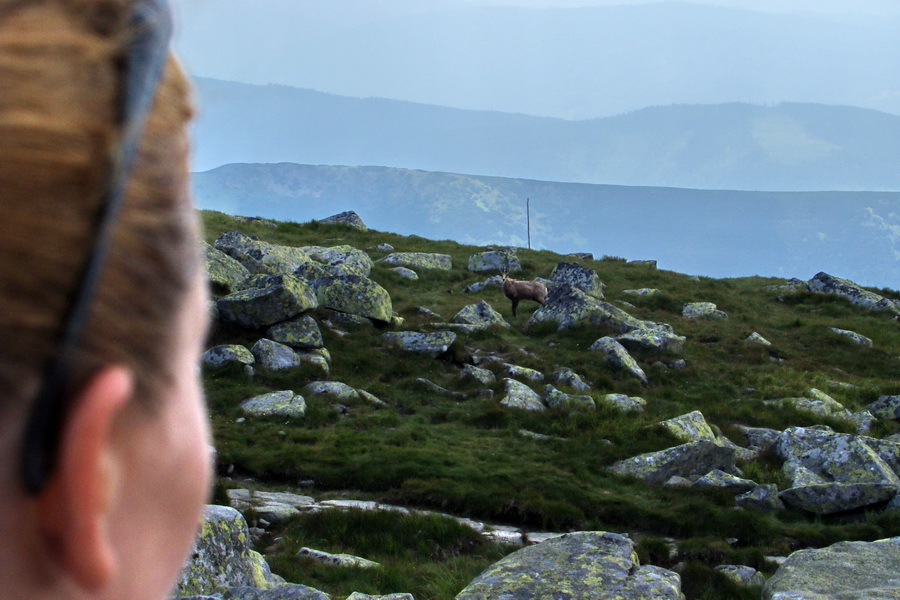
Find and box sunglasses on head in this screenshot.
[20,0,173,495]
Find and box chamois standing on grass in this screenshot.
[501,269,549,317]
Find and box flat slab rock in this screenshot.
[456,531,683,600]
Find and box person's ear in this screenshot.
[36,366,134,593]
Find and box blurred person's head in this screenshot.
[0,1,211,598]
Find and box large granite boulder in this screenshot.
[779,483,898,515]
[528,284,665,332]
[266,315,324,350]
[217,275,317,329]
[600,394,646,413]
[827,327,873,346]
[204,242,250,295]
[500,378,545,411]
[174,505,283,596]
[589,337,648,384]
[658,411,716,443]
[762,537,900,599]
[468,248,520,272]
[241,391,307,418]
[318,210,367,230]
[868,395,900,420]
[452,300,510,328]
[313,275,393,323]
[379,252,452,270]
[549,262,605,298]
[215,231,312,275]
[616,327,686,354]
[543,384,596,411]
[608,441,737,485]
[682,302,728,320]
[382,330,456,357]
[549,368,591,392]
[774,427,900,475]
[214,584,331,599]
[251,339,303,372]
[202,345,255,371]
[302,381,359,402]
[808,272,900,314]
[301,245,373,278]
[455,531,684,600]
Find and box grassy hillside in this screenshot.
[192,77,900,191]
[202,211,900,600]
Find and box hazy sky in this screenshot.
[458,0,900,15]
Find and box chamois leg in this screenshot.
[511,299,518,317]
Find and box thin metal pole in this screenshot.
[527,197,531,250]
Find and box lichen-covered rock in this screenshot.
[467,248,520,272]
[463,275,503,294]
[867,395,900,420]
[455,531,684,600]
[296,352,331,378]
[774,427,900,476]
[808,271,900,314]
[379,252,452,270]
[368,243,394,253]
[543,384,595,411]
[265,315,324,350]
[298,547,380,569]
[528,284,666,332]
[390,267,419,280]
[174,505,284,596]
[762,537,900,600]
[301,245,374,278]
[227,489,316,523]
[549,262,605,298]
[549,368,591,392]
[313,275,393,323]
[500,378,545,411]
[735,425,781,452]
[346,593,414,600]
[203,345,255,370]
[779,483,898,515]
[589,337,648,384]
[682,302,728,320]
[783,459,828,488]
[745,332,772,346]
[318,210,367,230]
[215,231,312,275]
[764,396,846,419]
[241,391,306,418]
[216,584,332,600]
[302,381,359,401]
[658,411,717,443]
[503,363,544,382]
[629,259,657,268]
[715,565,766,587]
[462,365,496,385]
[795,436,900,487]
[693,469,757,494]
[217,275,317,329]
[607,441,736,485]
[382,331,456,357]
[452,301,510,329]
[622,288,661,296]
[251,339,302,372]
[600,394,646,413]
[736,484,784,511]
[204,242,251,295]
[827,327,873,346]
[616,328,686,354]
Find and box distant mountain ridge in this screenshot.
[193,162,900,287]
[192,77,900,192]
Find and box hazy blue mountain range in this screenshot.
[174,1,900,120]
[191,77,900,192]
[193,163,900,287]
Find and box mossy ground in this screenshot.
[202,210,900,599]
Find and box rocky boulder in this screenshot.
[313,275,393,323]
[658,411,716,443]
[301,245,374,278]
[379,252,452,270]
[682,302,728,320]
[600,394,646,413]
[543,384,595,411]
[467,248,520,272]
[455,531,684,600]
[204,242,251,295]
[808,272,900,314]
[252,339,303,372]
[241,391,307,418]
[608,441,736,485]
[779,482,898,515]
[827,327,873,346]
[451,300,510,328]
[549,262,605,298]
[202,345,255,371]
[616,328,686,354]
[302,381,359,402]
[318,210,367,230]
[174,505,284,596]
[549,367,591,392]
[266,315,324,350]
[217,275,318,329]
[500,378,545,411]
[462,365,496,385]
[382,330,456,357]
[763,537,900,599]
[868,395,900,420]
[589,337,648,384]
[215,231,312,275]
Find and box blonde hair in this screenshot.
[0,0,198,415]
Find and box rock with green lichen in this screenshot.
[219,584,332,599]
[774,427,900,476]
[379,252,452,270]
[736,484,784,511]
[779,482,898,515]
[455,531,684,600]
[452,301,509,329]
[827,326,873,346]
[298,547,380,569]
[390,267,419,280]
[345,594,414,600]
[589,337,648,384]
[500,378,545,411]
[319,210,367,230]
[251,339,302,372]
[549,262,605,299]
[240,391,306,418]
[763,537,900,599]
[616,328,686,354]
[867,395,900,420]
[468,248,520,272]
[600,394,646,413]
[796,436,900,487]
[658,411,716,443]
[174,505,284,597]
[783,459,828,488]
[462,365,496,385]
[266,315,324,349]
[529,283,669,332]
[745,332,772,346]
[204,242,250,295]
[550,368,591,392]
[808,272,900,314]
[217,275,317,329]
[301,245,373,278]
[715,565,766,587]
[693,469,757,494]
[503,363,544,382]
[607,441,736,485]
[215,231,313,275]
[302,380,359,401]
[296,352,330,378]
[202,345,255,371]
[313,275,393,323]
[622,288,661,296]
[682,302,728,320]
[543,384,596,411]
[382,331,456,357]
